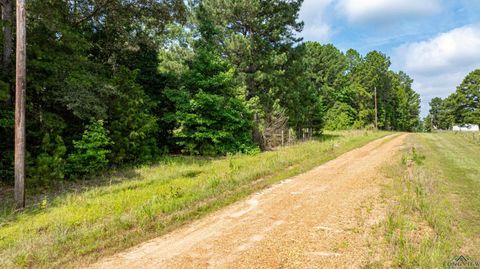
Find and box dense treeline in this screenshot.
[302,44,420,132]
[0,0,420,184]
[425,69,480,131]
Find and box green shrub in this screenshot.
[30,134,67,186]
[67,120,112,177]
[324,102,357,130]
[108,68,160,164]
[175,91,256,155]
[352,109,374,129]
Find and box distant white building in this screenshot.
[452,124,479,132]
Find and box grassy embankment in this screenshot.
[0,130,389,268]
[382,132,480,268]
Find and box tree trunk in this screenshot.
[14,0,26,210]
[252,112,265,150]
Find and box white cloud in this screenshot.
[393,24,480,116]
[299,0,442,41]
[302,23,332,43]
[299,0,333,42]
[300,0,333,22]
[396,25,480,75]
[337,0,441,23]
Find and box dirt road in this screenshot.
[90,134,407,269]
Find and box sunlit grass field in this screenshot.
[383,132,480,268]
[0,130,389,268]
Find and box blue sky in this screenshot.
[299,0,480,116]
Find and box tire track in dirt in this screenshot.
[89,134,407,269]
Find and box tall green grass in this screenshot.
[0,130,389,268]
[382,132,480,268]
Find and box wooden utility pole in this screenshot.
[14,0,26,209]
[374,86,378,130]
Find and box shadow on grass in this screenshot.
[316,133,342,142]
[0,132,350,223]
[0,155,218,224]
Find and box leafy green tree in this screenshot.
[345,49,362,74]
[175,91,255,155]
[391,71,420,131]
[344,50,374,127]
[280,44,324,136]
[351,51,391,128]
[30,134,67,186]
[324,102,356,130]
[423,115,433,132]
[67,120,112,177]
[429,97,444,129]
[427,70,479,129]
[302,42,348,111]
[455,69,480,125]
[173,4,256,155]
[201,0,304,145]
[301,45,420,131]
[428,97,454,130]
[107,68,159,164]
[439,96,456,129]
